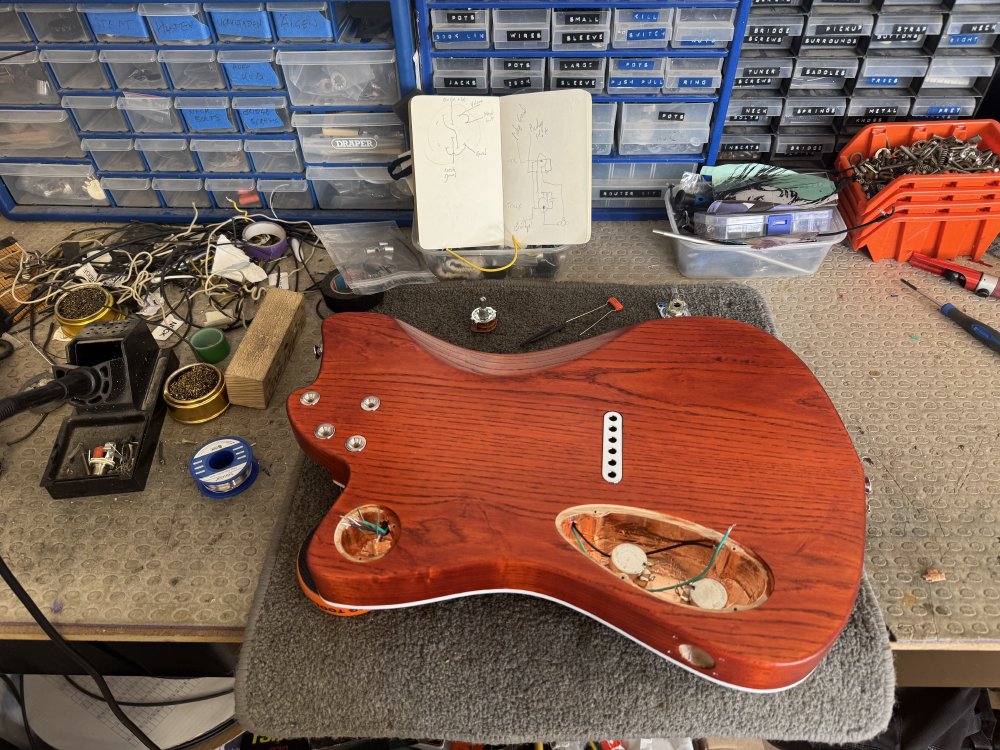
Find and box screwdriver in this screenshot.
[520,297,623,347]
[901,279,1000,355]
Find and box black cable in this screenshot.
[4,411,49,447]
[0,674,39,750]
[814,207,896,237]
[63,675,234,707]
[571,522,713,557]
[570,522,610,557]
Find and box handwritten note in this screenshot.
[182,107,234,132]
[211,10,272,39]
[148,15,211,42]
[271,10,332,40]
[86,11,149,39]
[223,62,281,88]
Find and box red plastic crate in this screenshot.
[843,205,1000,263]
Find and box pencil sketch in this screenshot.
[503,102,568,236]
[423,97,496,175]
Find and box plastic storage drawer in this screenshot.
[0,51,59,105]
[219,50,283,90]
[432,58,489,94]
[232,96,292,133]
[258,178,314,209]
[174,96,237,134]
[39,49,110,91]
[205,177,260,208]
[267,1,333,41]
[940,13,998,49]
[856,56,929,90]
[135,138,198,171]
[492,9,550,50]
[80,3,150,42]
[102,177,160,208]
[205,2,273,42]
[246,139,303,172]
[191,139,250,172]
[276,50,399,106]
[732,54,793,90]
[99,50,167,90]
[15,3,91,42]
[617,102,713,156]
[83,137,145,171]
[0,163,106,206]
[612,7,672,49]
[911,96,979,118]
[0,4,31,41]
[153,177,211,208]
[772,129,838,158]
[138,3,212,44]
[592,102,617,155]
[725,94,783,125]
[922,53,997,90]
[117,96,183,134]
[490,58,545,94]
[742,10,805,49]
[801,12,874,50]
[780,95,847,126]
[607,58,666,95]
[64,95,129,133]
[870,11,943,48]
[672,8,735,49]
[662,57,724,94]
[548,58,606,93]
[552,9,611,51]
[306,166,413,209]
[0,109,83,158]
[159,50,225,90]
[719,128,772,159]
[843,93,912,130]
[790,54,859,91]
[592,162,696,208]
[430,8,489,49]
[293,112,405,163]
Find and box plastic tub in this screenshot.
[15,3,91,42]
[801,11,874,50]
[663,57,725,94]
[742,10,805,49]
[232,96,291,133]
[102,176,160,208]
[0,109,83,158]
[492,9,550,49]
[205,2,273,42]
[612,7,672,49]
[205,177,260,209]
[548,58,606,93]
[790,54,859,91]
[64,95,129,133]
[910,95,978,119]
[592,102,617,155]
[592,161,696,208]
[138,3,212,44]
[617,102,713,155]
[306,166,412,209]
[245,139,303,172]
[117,96,182,134]
[99,49,167,90]
[725,94,783,126]
[780,95,847,126]
[732,54,794,90]
[175,96,237,134]
[39,49,111,90]
[258,178,313,209]
[159,50,225,90]
[0,4,31,42]
[489,57,544,94]
[430,8,489,49]
[292,111,404,163]
[218,50,282,90]
[870,11,943,49]
[267,1,333,41]
[152,176,211,208]
[80,3,150,42]
[83,137,145,171]
[553,9,611,51]
[718,128,773,159]
[607,57,666,95]
[415,242,567,279]
[191,138,250,172]
[672,7,735,49]
[135,138,197,171]
[0,163,107,206]
[432,58,489,94]
[276,50,399,106]
[921,53,997,91]
[940,12,997,49]
[0,50,59,105]
[856,55,929,90]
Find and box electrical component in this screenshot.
[189,436,259,499]
[470,296,498,333]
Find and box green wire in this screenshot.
[646,525,735,593]
[571,524,589,555]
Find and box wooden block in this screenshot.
[225,288,305,409]
[0,236,32,317]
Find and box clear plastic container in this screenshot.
[232,96,291,133]
[617,102,713,155]
[135,137,197,171]
[258,178,313,209]
[0,109,83,158]
[662,57,725,94]
[591,161,696,208]
[205,2,273,42]
[801,12,874,50]
[592,101,617,155]
[414,242,568,279]
[0,4,31,42]
[292,111,404,163]
[742,10,806,49]
[672,8,736,49]
[102,176,160,208]
[218,50,282,90]
[0,51,59,105]
[718,128,772,159]
[432,58,489,94]
[553,9,611,51]
[790,54,860,90]
[725,94,783,125]
[64,95,129,133]
[159,50,225,90]
[205,177,260,209]
[492,9,550,49]
[39,49,111,90]
[152,176,211,207]
[306,166,413,209]
[245,139,303,172]
[922,53,997,90]
[191,138,249,172]
[99,50,167,90]
[732,54,794,90]
[694,206,836,240]
[780,94,847,125]
[15,3,91,42]
[870,10,943,48]
[0,163,107,206]
[175,96,237,133]
[82,137,145,171]
[79,3,150,42]
[430,8,489,49]
[267,1,333,41]
[607,57,666,94]
[489,57,544,93]
[772,128,838,158]
[276,50,399,106]
[910,95,979,118]
[940,12,998,49]
[548,58,606,93]
[843,93,912,130]
[138,3,212,44]
[612,7,672,49]
[856,55,929,89]
[117,95,182,133]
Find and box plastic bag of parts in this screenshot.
[313,221,438,294]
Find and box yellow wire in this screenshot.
[226,197,252,220]
[444,235,521,273]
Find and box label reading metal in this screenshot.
[865,106,899,115]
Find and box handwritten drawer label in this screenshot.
[272,10,331,38]
[239,107,285,131]
[148,15,211,41]
[87,11,148,38]
[214,11,271,38]
[183,108,232,131]
[224,62,280,88]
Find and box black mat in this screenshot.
[235,281,895,743]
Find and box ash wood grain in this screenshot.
[287,313,867,691]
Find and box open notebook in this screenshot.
[409,90,593,249]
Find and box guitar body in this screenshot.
[288,313,866,692]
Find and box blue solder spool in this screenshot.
[189,436,259,499]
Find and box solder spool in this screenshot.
[162,363,230,424]
[189,435,259,499]
[54,285,123,337]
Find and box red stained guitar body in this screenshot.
[288,313,866,692]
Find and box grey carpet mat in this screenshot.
[235,281,895,743]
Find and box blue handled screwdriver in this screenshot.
[901,279,1000,355]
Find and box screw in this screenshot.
[314,423,335,439]
[360,396,380,411]
[300,391,320,406]
[345,435,366,452]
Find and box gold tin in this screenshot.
[54,285,123,337]
[162,363,231,424]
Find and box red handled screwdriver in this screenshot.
[901,279,1000,355]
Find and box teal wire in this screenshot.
[571,524,589,555]
[646,525,735,593]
